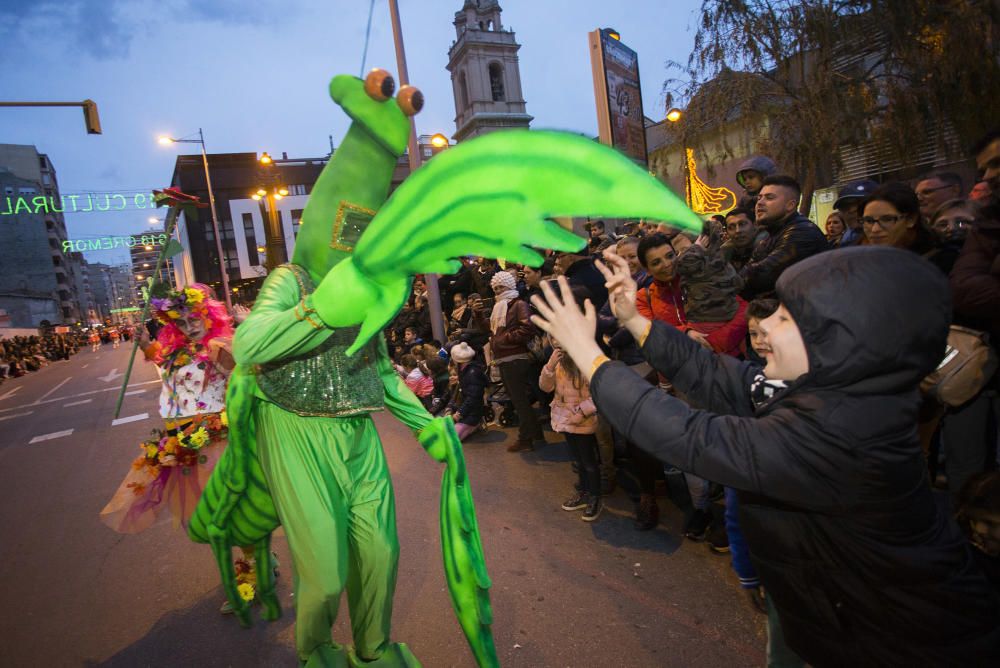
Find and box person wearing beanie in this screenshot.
[531,247,1000,666]
[488,271,547,452]
[446,342,488,441]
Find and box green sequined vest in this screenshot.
[256,264,385,417]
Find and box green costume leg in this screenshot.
[257,405,401,664]
[343,419,399,660]
[257,403,352,663]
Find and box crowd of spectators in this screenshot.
[0,333,84,381]
[381,128,1000,659]
[0,326,134,384]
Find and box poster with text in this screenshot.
[600,30,647,165]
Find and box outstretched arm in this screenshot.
[233,267,335,365]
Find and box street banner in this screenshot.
[588,28,648,166]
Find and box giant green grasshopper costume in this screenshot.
[188,68,701,668]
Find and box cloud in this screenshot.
[0,0,300,62]
[0,0,130,60]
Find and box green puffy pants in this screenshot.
[256,403,399,663]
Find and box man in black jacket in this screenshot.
[530,247,1000,667]
[741,175,828,300]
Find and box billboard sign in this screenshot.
[588,28,648,165]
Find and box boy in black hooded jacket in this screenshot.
[530,246,1000,667]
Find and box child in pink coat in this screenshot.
[540,339,603,521]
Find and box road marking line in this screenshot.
[0,386,22,401]
[63,399,93,407]
[82,364,89,369]
[112,413,148,426]
[0,379,160,415]
[29,429,74,444]
[0,411,33,422]
[124,389,146,396]
[99,367,123,383]
[36,376,72,402]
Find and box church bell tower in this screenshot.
[446,0,532,142]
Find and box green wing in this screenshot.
[346,130,700,354]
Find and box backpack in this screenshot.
[921,325,998,407]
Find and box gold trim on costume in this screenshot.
[331,200,376,253]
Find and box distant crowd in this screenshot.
[0,325,134,383]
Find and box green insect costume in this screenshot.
[188,68,701,668]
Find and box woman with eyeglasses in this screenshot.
[859,183,936,257]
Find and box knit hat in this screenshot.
[490,271,517,293]
[451,342,476,363]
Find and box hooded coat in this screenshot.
[736,155,777,210]
[591,247,1000,666]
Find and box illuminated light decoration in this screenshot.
[61,233,169,253]
[0,192,166,216]
[685,148,736,215]
[110,307,141,313]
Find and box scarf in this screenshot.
[489,271,520,334]
[489,290,521,333]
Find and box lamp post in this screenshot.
[253,152,289,271]
[666,107,691,209]
[387,0,446,344]
[158,129,232,309]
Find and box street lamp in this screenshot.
[430,133,448,148]
[255,151,289,271]
[158,128,232,309]
[666,107,692,208]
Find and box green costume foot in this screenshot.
[347,643,421,668]
[303,642,351,668]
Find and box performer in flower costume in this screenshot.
[101,284,233,534]
[188,68,701,667]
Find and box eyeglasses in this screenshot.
[931,218,974,231]
[861,215,905,229]
[915,184,955,199]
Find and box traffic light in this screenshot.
[82,99,102,134]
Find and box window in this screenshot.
[39,156,47,169]
[42,174,51,186]
[242,213,259,264]
[224,249,240,270]
[289,184,306,195]
[458,72,469,109]
[220,219,235,240]
[489,62,505,101]
[291,209,304,239]
[19,187,37,195]
[5,186,14,196]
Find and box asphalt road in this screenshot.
[0,344,764,667]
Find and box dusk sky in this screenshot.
[1,0,701,264]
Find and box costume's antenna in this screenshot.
[359,0,377,77]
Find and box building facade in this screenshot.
[0,145,83,326]
[168,138,447,301]
[446,0,532,142]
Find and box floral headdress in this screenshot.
[149,283,233,359]
[151,285,210,325]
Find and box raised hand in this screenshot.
[529,276,604,381]
[596,250,639,325]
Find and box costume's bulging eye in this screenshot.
[364,68,395,101]
[397,86,424,116]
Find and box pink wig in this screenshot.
[154,283,233,359]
